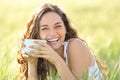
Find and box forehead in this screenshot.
[40,12,63,25]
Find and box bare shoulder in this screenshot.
[66,38,94,77]
[67,38,94,65]
[67,38,91,67]
[67,38,89,52]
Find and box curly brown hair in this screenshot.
[17,3,78,80]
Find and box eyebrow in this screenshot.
[55,22,62,25]
[40,22,62,27]
[40,24,48,27]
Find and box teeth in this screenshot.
[48,38,59,42]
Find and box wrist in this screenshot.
[54,56,65,69]
[28,59,38,80]
[28,58,38,64]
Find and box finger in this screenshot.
[21,39,26,47]
[31,54,47,59]
[21,49,33,57]
[22,54,29,58]
[29,45,43,50]
[22,38,25,41]
[22,42,25,47]
[29,50,45,55]
[34,40,46,47]
[21,50,29,58]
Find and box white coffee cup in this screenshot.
[23,39,47,55]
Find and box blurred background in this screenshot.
[0,0,119,79]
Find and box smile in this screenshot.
[47,38,59,44]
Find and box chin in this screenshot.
[50,45,62,50]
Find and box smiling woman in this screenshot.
[39,12,66,50]
[17,3,107,80]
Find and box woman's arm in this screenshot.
[27,59,38,80]
[55,38,91,80]
[67,38,91,79]
[54,55,77,80]
[21,39,39,80]
[28,38,91,80]
[22,52,38,80]
[28,41,77,80]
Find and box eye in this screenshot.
[55,25,62,28]
[41,27,49,31]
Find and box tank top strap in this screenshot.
[88,55,104,80]
[63,42,69,65]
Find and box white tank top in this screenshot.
[63,42,104,80]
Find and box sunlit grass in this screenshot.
[0,0,119,80]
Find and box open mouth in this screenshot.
[47,38,59,44]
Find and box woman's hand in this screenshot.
[28,41,60,65]
[22,50,38,63]
[21,39,38,63]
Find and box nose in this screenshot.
[48,29,57,36]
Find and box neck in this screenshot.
[54,45,64,58]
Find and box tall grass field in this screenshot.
[0,0,119,80]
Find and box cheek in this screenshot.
[58,30,66,37]
[62,28,66,35]
[39,32,47,39]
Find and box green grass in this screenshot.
[0,0,119,80]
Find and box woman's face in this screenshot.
[39,12,66,50]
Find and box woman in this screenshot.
[17,3,107,80]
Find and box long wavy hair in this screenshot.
[17,3,108,80]
[17,3,78,80]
